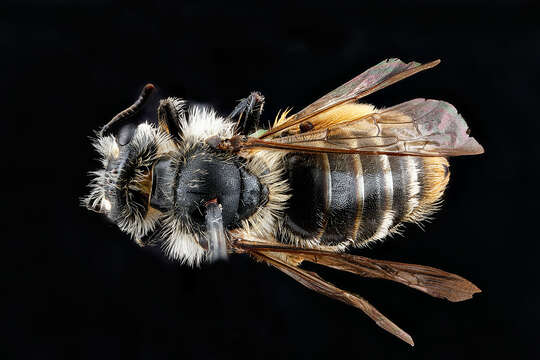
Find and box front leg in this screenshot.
[157,97,186,142]
[228,91,265,133]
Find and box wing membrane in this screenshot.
[261,58,440,138]
[231,236,480,345]
[253,250,415,346]
[233,239,481,302]
[243,99,484,156]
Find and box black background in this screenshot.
[6,1,540,359]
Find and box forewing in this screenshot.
[232,239,481,302]
[243,98,484,156]
[231,236,481,345]
[253,250,414,346]
[261,58,440,139]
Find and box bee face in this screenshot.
[83,123,174,239]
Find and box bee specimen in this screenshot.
[83,59,483,345]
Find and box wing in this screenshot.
[233,239,481,302]
[260,58,441,139]
[239,98,484,157]
[230,236,481,346]
[255,250,415,346]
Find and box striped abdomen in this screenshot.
[280,153,449,248]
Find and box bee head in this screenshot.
[83,84,175,240]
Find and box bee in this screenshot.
[83,59,483,345]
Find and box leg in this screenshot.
[228,91,265,133]
[204,199,228,262]
[157,97,186,142]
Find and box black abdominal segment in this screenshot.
[283,154,328,237]
[359,155,387,241]
[388,156,409,227]
[320,154,360,245]
[283,153,424,246]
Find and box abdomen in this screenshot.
[279,153,449,249]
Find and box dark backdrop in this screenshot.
[6,1,539,359]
